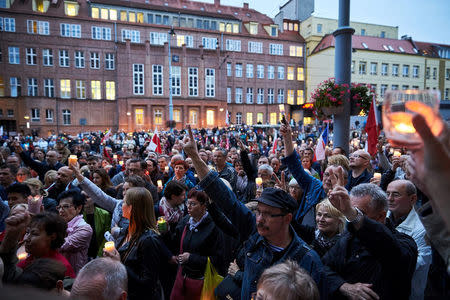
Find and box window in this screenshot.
[380,31,385,38]
[445,88,449,100]
[110,9,117,20]
[257,112,264,124]
[206,110,215,126]
[205,68,215,97]
[392,64,399,77]
[287,89,294,104]
[92,26,111,40]
[76,80,86,99]
[246,64,254,78]
[257,65,264,79]
[43,49,53,66]
[270,112,277,125]
[227,87,232,103]
[446,68,450,80]
[171,66,181,96]
[91,7,99,18]
[317,24,322,33]
[45,109,54,122]
[381,63,388,76]
[412,86,419,90]
[268,66,275,79]
[370,62,377,75]
[176,35,193,48]
[10,77,21,97]
[271,26,277,37]
[287,67,295,80]
[268,88,274,104]
[105,81,115,100]
[202,37,217,50]
[235,64,243,77]
[105,53,115,70]
[31,108,40,121]
[59,50,69,67]
[236,112,242,125]
[0,17,16,32]
[277,89,284,103]
[246,113,253,125]
[189,109,198,125]
[60,79,71,98]
[226,63,232,77]
[188,67,198,97]
[433,68,437,80]
[402,85,409,90]
[7,109,14,117]
[426,67,430,79]
[65,1,79,16]
[289,46,302,57]
[235,88,243,103]
[90,52,100,69]
[152,65,162,95]
[62,109,71,125]
[277,66,285,80]
[26,48,37,65]
[132,64,145,95]
[391,84,399,90]
[8,47,19,64]
[359,62,367,75]
[44,79,54,97]
[121,29,140,43]
[297,90,304,105]
[151,109,161,125]
[226,40,241,52]
[269,44,283,55]
[246,87,253,104]
[60,23,81,38]
[297,67,304,81]
[402,65,409,77]
[91,80,101,99]
[248,41,263,54]
[0,77,4,96]
[27,20,49,35]
[361,29,366,35]
[150,32,167,45]
[413,66,420,78]
[27,78,38,96]
[249,23,258,35]
[75,51,85,68]
[173,108,181,122]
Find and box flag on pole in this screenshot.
[313,124,329,161]
[271,130,278,154]
[148,129,162,154]
[364,94,379,156]
[225,110,230,125]
[101,129,112,144]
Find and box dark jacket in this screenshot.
[322,217,418,300]
[293,224,341,257]
[345,169,373,191]
[19,151,64,181]
[237,149,256,203]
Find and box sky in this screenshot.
[200,0,450,44]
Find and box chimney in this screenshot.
[243,2,249,9]
[214,0,220,7]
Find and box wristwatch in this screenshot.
[345,207,363,223]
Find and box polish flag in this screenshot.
[313,124,328,161]
[148,129,162,154]
[271,130,278,154]
[101,129,112,144]
[364,94,379,156]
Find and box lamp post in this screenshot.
[168,27,176,130]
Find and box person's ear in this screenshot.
[410,194,417,205]
[285,213,293,224]
[56,280,64,293]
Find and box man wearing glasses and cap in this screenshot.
[181,126,327,300]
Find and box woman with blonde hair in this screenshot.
[104,187,170,300]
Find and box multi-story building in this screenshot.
[0,0,306,135]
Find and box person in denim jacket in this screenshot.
[181,126,327,300]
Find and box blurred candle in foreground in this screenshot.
[157,180,163,188]
[164,166,169,172]
[113,154,118,160]
[17,252,28,261]
[394,151,401,157]
[373,173,381,180]
[68,155,78,166]
[119,160,124,165]
[255,177,263,186]
[104,241,115,252]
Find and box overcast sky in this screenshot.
[200,0,450,44]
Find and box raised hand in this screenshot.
[181,125,198,158]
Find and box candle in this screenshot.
[157,217,167,232]
[394,151,401,157]
[157,180,163,188]
[119,160,124,165]
[113,154,118,160]
[373,173,381,180]
[389,148,394,154]
[68,155,78,166]
[164,166,169,172]
[17,252,28,261]
[255,177,263,186]
[104,241,115,252]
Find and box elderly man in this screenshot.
[257,164,273,187]
[213,148,237,191]
[323,183,417,299]
[182,126,327,300]
[47,166,80,200]
[346,150,373,191]
[386,180,431,300]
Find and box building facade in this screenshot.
[0,0,306,135]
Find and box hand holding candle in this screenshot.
[68,155,78,166]
[373,173,381,180]
[17,251,28,261]
[255,177,263,186]
[104,241,115,253]
[157,180,163,188]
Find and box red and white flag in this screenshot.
[364,94,379,156]
[271,130,278,154]
[148,129,162,154]
[313,124,329,161]
[101,129,112,144]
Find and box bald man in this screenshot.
[346,150,373,191]
[47,166,80,201]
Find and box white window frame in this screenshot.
[269,44,283,55]
[226,63,232,77]
[370,62,377,75]
[268,88,274,104]
[133,64,145,95]
[413,65,419,78]
[31,108,40,122]
[257,65,264,79]
[202,37,217,50]
[248,41,263,54]
[277,66,285,80]
[268,66,275,79]
[10,77,21,97]
[152,65,163,95]
[62,109,71,125]
[59,49,70,67]
[381,63,388,76]
[60,79,71,99]
[188,67,198,97]
[150,32,167,45]
[226,39,241,52]
[91,80,101,99]
[44,78,55,97]
[227,87,232,103]
[60,23,81,38]
[105,53,115,70]
[277,88,284,103]
[236,112,242,125]
[76,80,86,99]
[205,68,215,97]
[246,87,253,104]
[90,52,100,69]
[26,48,37,65]
[8,46,19,64]
[27,78,38,96]
[392,64,399,77]
[171,66,181,96]
[235,64,243,77]
[91,26,111,40]
[1,17,16,32]
[257,88,264,104]
[105,81,115,100]
[246,64,254,78]
[402,65,409,77]
[235,87,243,103]
[45,109,54,122]
[27,20,49,35]
[43,49,53,66]
[121,29,140,43]
[75,51,85,68]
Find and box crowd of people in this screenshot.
[0,114,448,300]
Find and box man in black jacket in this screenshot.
[324,183,417,300]
[346,150,373,191]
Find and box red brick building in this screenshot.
[0,0,305,134]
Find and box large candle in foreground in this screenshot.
[255,177,263,186]
[157,217,167,232]
[373,173,381,180]
[68,155,78,166]
[393,151,402,157]
[17,252,28,261]
[104,241,115,252]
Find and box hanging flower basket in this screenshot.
[322,105,344,116]
[350,83,376,116]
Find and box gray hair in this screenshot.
[396,179,417,196]
[350,183,388,212]
[71,258,127,300]
[258,164,273,175]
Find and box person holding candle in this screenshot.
[156,180,188,234]
[23,178,58,213]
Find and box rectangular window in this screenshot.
[257,112,264,124]
[402,85,409,90]
[90,52,100,69]
[402,65,409,77]
[268,88,274,104]
[380,84,388,98]
[105,53,115,70]
[7,109,14,117]
[0,77,4,97]
[8,47,19,64]
[351,60,355,74]
[257,88,264,104]
[150,32,167,45]
[317,24,322,33]
[189,109,198,125]
[226,39,241,52]
[27,20,49,35]
[246,112,253,125]
[359,62,367,75]
[173,108,181,122]
[121,29,140,43]
[235,63,243,77]
[10,77,21,97]
[381,63,388,76]
[206,110,215,126]
[392,64,399,77]
[227,87,232,103]
[46,109,54,122]
[153,109,162,125]
[277,89,284,103]
[65,2,79,16]
[44,79,55,97]
[426,67,430,79]
[76,80,86,99]
[31,108,40,121]
[370,62,377,75]
[246,87,253,104]
[60,79,71,98]
[433,67,437,80]
[413,65,420,78]
[105,81,115,100]
[152,65,163,95]
[248,41,263,54]
[269,44,283,55]
[278,66,285,80]
[257,65,264,79]
[176,35,193,48]
[270,112,277,125]
[62,109,71,125]
[287,67,295,80]
[268,66,275,79]
[236,112,242,125]
[202,37,217,50]
[249,23,258,35]
[43,49,53,66]
[361,29,366,35]
[391,84,399,90]
[205,68,215,97]
[246,64,254,78]
[235,87,243,103]
[289,46,302,57]
[287,89,294,104]
[412,86,419,90]
[92,7,99,18]
[133,64,145,95]
[1,17,16,32]
[92,26,111,40]
[110,9,118,20]
[188,67,198,97]
[59,50,69,67]
[226,63,232,77]
[297,67,304,81]
[27,78,38,96]
[171,66,181,96]
[91,80,101,99]
[75,51,85,68]
[297,90,304,105]
[445,88,449,100]
[26,48,37,65]
[60,23,81,38]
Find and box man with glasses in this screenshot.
[181,126,327,300]
[346,150,373,191]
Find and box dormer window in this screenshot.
[271,26,277,37]
[383,45,389,51]
[249,22,258,35]
[362,42,368,49]
[33,0,50,13]
[388,45,394,51]
[64,1,79,16]
[398,46,405,52]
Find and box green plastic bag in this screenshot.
[201,257,224,300]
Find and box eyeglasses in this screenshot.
[255,209,287,219]
[56,204,74,211]
[350,154,369,160]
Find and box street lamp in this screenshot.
[167,27,176,130]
